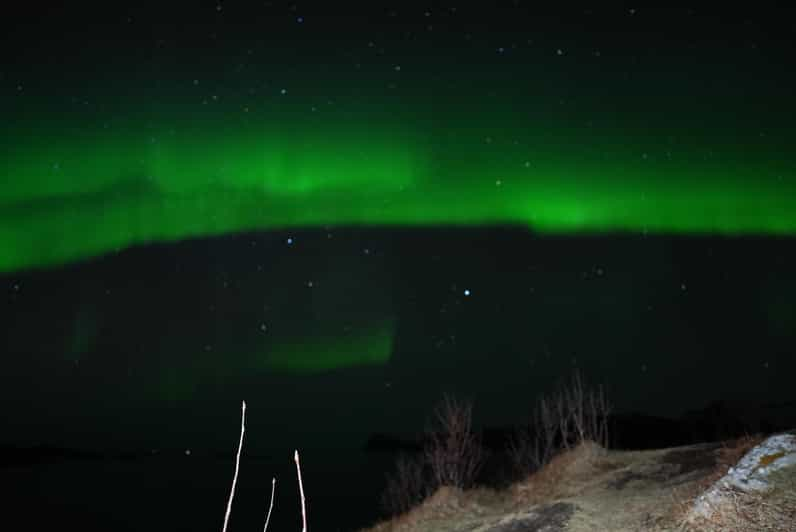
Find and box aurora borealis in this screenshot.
[4,111,796,273]
[3,7,795,273]
[2,5,795,531]
[3,94,796,273]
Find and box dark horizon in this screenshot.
[4,228,794,451]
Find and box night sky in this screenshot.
[2,5,795,531]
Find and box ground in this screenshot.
[364,432,796,532]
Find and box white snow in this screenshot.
[691,431,796,519]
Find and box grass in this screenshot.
[367,371,795,531]
[218,375,794,531]
[372,369,612,528]
[217,370,608,531]
[673,434,796,531]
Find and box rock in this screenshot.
[690,431,796,519]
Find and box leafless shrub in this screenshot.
[510,369,611,478]
[568,369,611,449]
[380,394,483,517]
[424,394,484,490]
[380,452,430,517]
[509,395,557,473]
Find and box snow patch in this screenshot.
[691,432,796,519]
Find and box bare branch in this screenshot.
[424,394,483,489]
[511,370,612,478]
[381,453,428,516]
[263,477,276,532]
[295,450,308,532]
[222,400,246,532]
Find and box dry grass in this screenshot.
[368,370,795,531]
[667,434,763,524]
[367,486,475,532]
[672,433,796,532]
[510,440,610,507]
[370,469,512,532]
[678,471,796,531]
[365,441,611,532]
[373,370,613,530]
[365,434,796,531]
[509,369,611,476]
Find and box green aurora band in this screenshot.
[149,320,395,398]
[2,107,795,274]
[262,319,395,374]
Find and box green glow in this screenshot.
[262,320,395,374]
[67,304,100,364]
[157,366,202,404]
[2,110,794,273]
[146,320,394,398]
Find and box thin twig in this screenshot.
[295,450,308,532]
[263,477,276,532]
[222,400,246,532]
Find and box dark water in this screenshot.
[6,451,394,531]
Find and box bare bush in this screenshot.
[510,369,611,477]
[560,369,610,449]
[380,394,483,517]
[424,394,484,490]
[509,395,557,473]
[380,452,429,517]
